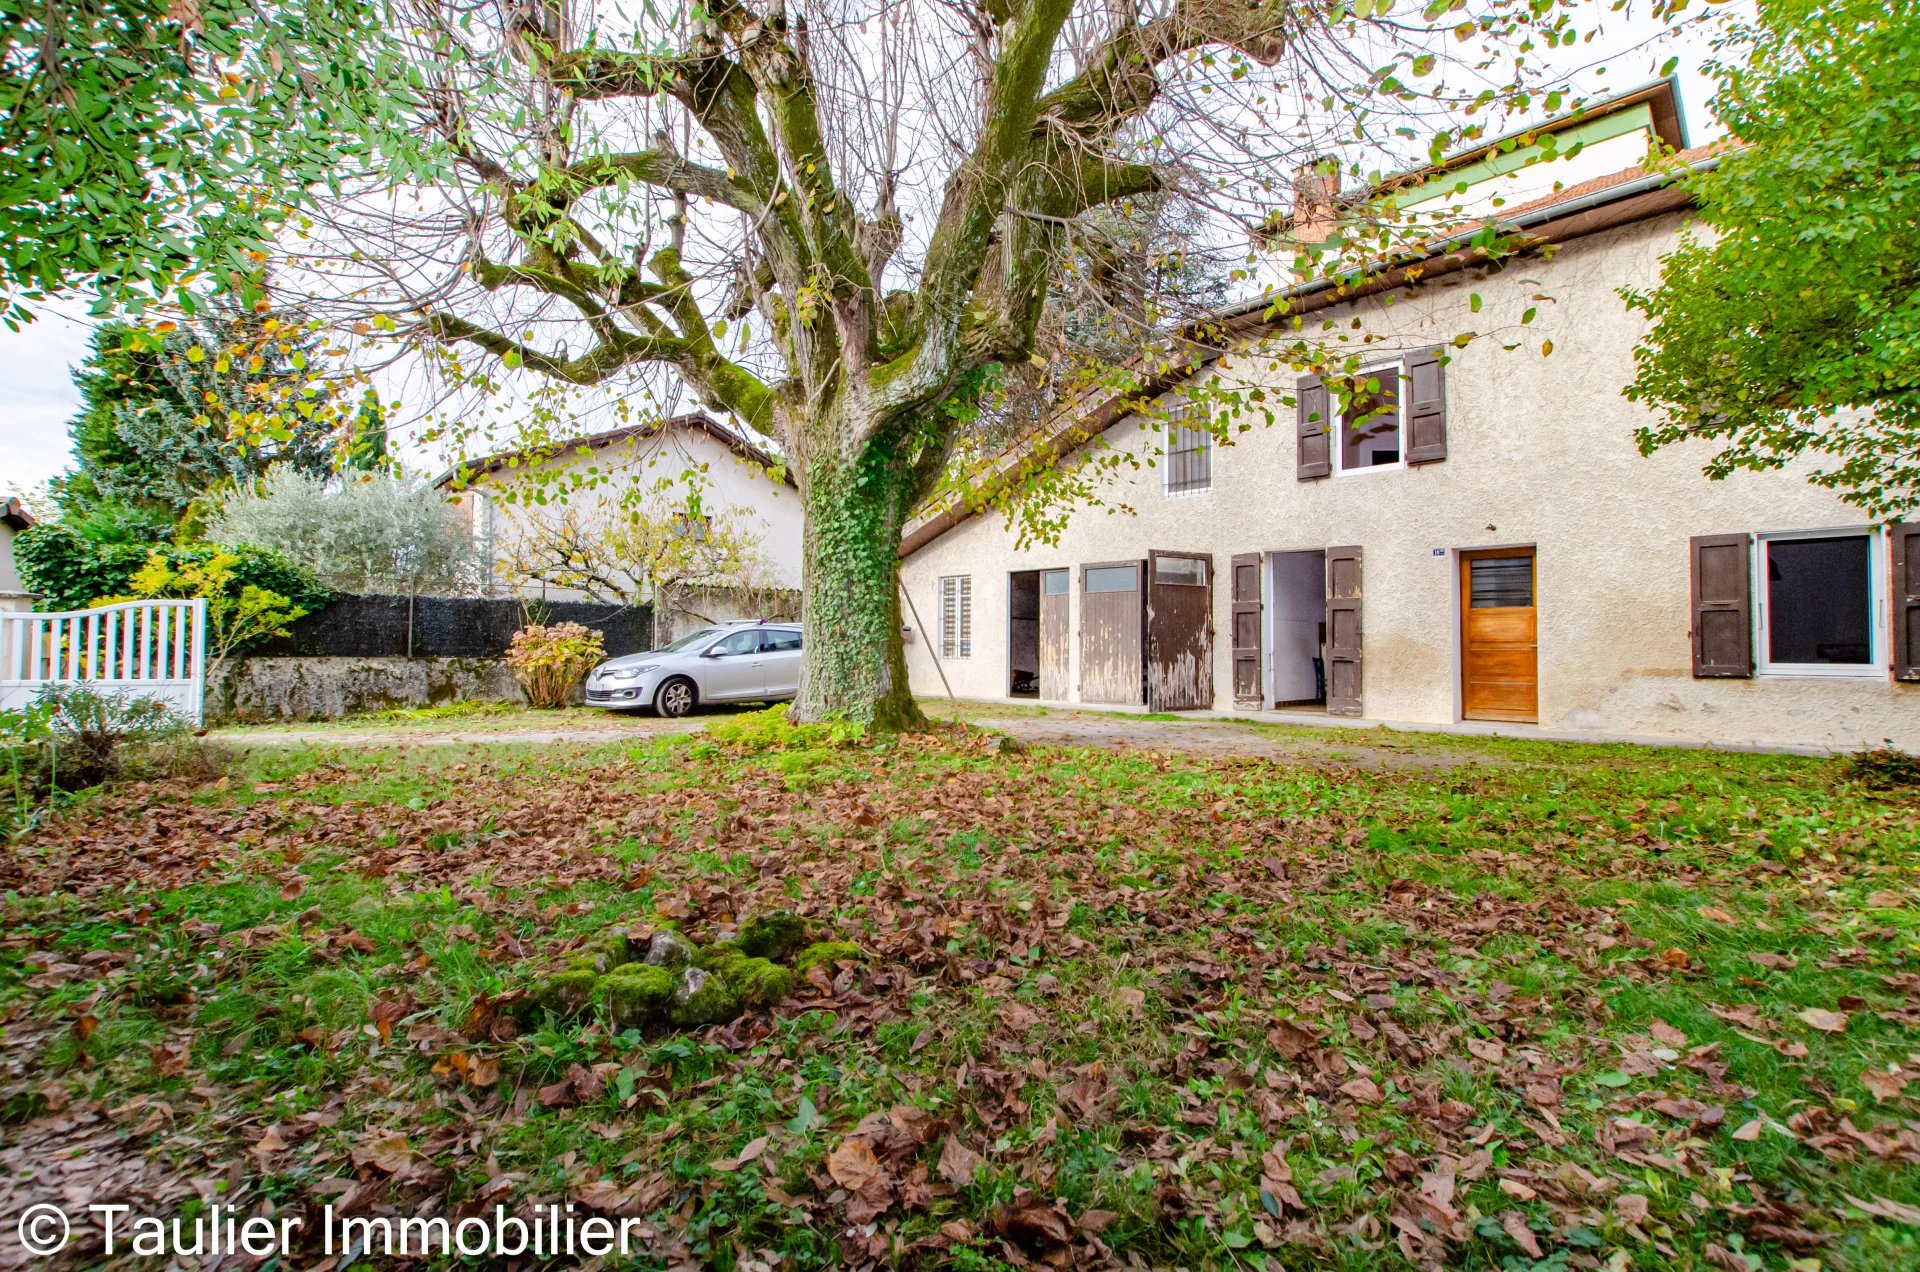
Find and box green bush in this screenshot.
[15,522,330,617]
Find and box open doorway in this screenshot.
[1008,570,1040,698]
[1268,550,1327,708]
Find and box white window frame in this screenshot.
[1332,359,1407,478]
[1753,526,1886,679]
[938,575,973,660]
[1162,415,1213,497]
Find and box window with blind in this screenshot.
[938,575,973,659]
[1164,418,1212,495]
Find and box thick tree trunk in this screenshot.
[791,447,927,732]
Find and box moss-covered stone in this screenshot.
[794,941,865,975]
[597,964,676,1031]
[723,956,795,1009]
[532,969,600,1021]
[667,965,741,1028]
[738,911,808,961]
[564,932,634,975]
[642,928,698,970]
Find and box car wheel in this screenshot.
[655,677,697,719]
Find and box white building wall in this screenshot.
[472,424,804,602]
[901,213,1920,752]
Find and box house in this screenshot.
[898,79,1919,752]
[435,412,804,635]
[1,497,35,613]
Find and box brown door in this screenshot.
[1039,569,1070,699]
[1325,546,1363,716]
[1146,550,1213,710]
[1080,561,1144,705]
[1230,553,1262,708]
[1460,547,1538,722]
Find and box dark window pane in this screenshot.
[764,629,802,651]
[1341,366,1401,469]
[1085,565,1138,593]
[1767,535,1871,664]
[1154,556,1207,586]
[1469,556,1533,608]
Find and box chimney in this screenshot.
[1291,156,1340,228]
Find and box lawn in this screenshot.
[2,711,1918,1270]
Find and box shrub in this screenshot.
[104,551,312,679]
[15,522,329,615]
[506,622,605,708]
[1,686,229,832]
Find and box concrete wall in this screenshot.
[902,213,1920,752]
[214,656,523,722]
[468,425,804,600]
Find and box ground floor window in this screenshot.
[938,575,973,659]
[1759,530,1878,673]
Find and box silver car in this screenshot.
[583,621,803,717]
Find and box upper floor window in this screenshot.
[1164,418,1213,495]
[1338,362,1404,473]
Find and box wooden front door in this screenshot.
[1146,550,1213,710]
[1080,561,1144,705]
[1460,547,1538,722]
[1230,553,1263,708]
[1038,569,1070,700]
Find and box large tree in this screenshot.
[1624,0,1920,519]
[287,0,1589,728]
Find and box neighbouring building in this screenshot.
[899,79,1919,752]
[436,412,803,637]
[0,497,35,612]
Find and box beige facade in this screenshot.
[900,212,1919,752]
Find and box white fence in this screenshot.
[0,600,208,726]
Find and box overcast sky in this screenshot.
[0,3,1729,503]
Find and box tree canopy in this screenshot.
[0,0,411,321]
[1624,0,1920,519]
[52,312,387,542]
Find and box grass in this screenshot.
[2,711,1917,1270]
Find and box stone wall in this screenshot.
[214,656,524,722]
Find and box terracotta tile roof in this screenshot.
[1501,141,1731,220]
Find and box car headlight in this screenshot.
[606,664,657,681]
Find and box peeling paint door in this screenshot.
[1079,561,1144,705]
[1039,569,1070,700]
[1146,550,1214,711]
[1325,546,1364,717]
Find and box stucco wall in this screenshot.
[0,524,24,594]
[472,425,804,599]
[901,213,1919,752]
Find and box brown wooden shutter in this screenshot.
[1403,347,1447,465]
[1230,552,1263,708]
[1325,545,1363,716]
[1689,534,1753,678]
[1892,522,1920,681]
[1296,375,1331,480]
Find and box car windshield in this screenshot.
[658,627,725,653]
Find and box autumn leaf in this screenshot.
[1795,1007,1849,1033]
[350,1133,412,1174]
[937,1136,984,1187]
[826,1137,880,1191]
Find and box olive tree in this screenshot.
[285,0,1594,728]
